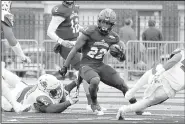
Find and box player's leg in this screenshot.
[2,67,23,88]
[100,64,143,114]
[117,85,169,120]
[75,71,92,109]
[125,69,153,100]
[57,46,92,106]
[1,96,13,112]
[2,78,31,113]
[80,65,103,115]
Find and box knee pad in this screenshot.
[90,77,100,86]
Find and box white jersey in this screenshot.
[1,1,12,21]
[22,85,64,112]
[163,50,185,91]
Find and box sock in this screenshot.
[86,94,92,105]
[89,84,98,104]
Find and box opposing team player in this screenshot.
[59,8,144,115]
[116,48,185,120]
[1,1,31,113]
[47,0,103,111]
[2,73,79,113]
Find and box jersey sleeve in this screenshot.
[33,95,53,113]
[51,4,68,18]
[81,25,96,37]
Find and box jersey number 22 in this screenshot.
[87,47,107,59]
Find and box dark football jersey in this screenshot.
[51,4,79,40]
[81,25,119,64]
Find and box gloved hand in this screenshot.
[68,96,79,105]
[58,66,68,77]
[115,46,126,62]
[21,56,31,63]
[53,43,61,54]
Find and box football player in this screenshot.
[47,0,101,111]
[116,48,185,120]
[59,8,143,115]
[2,73,79,113]
[1,1,31,113]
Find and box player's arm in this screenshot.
[63,34,87,67]
[47,16,65,43]
[2,19,30,63]
[114,40,126,62]
[34,95,72,113]
[155,51,182,75]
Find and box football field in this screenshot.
[2,79,185,124]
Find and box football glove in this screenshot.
[58,66,68,77]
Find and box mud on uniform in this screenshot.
[51,4,81,70]
[79,25,129,92]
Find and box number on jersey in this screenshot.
[87,47,107,59]
[71,18,79,33]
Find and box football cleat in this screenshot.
[116,105,126,120]
[91,103,104,115]
[13,103,31,113]
[86,105,107,112]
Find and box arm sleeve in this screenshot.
[47,16,65,41]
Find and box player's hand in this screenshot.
[58,66,67,77]
[68,96,79,105]
[58,38,74,48]
[21,56,31,64]
[53,43,61,54]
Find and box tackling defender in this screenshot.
[47,0,96,111]
[60,8,143,115]
[2,73,79,113]
[1,1,31,113]
[116,48,185,120]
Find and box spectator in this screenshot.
[142,19,163,67]
[142,19,163,42]
[119,18,139,80]
[119,18,136,44]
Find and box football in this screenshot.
[109,44,121,57]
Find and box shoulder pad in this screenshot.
[81,25,97,37]
[36,95,53,107]
[51,4,68,18]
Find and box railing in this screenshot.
[1,39,184,79]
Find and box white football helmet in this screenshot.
[37,74,64,99]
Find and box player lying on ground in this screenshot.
[47,0,101,111]
[1,1,31,113]
[2,72,79,113]
[59,8,144,115]
[116,48,185,120]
